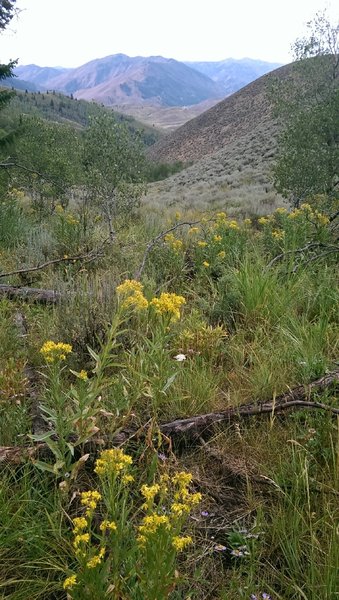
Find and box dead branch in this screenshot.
[0,284,61,303]
[266,242,338,269]
[1,369,338,465]
[0,245,107,280]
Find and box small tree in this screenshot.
[83,112,146,240]
[13,116,83,215]
[272,11,339,206]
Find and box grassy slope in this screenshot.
[0,190,338,598]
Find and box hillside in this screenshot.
[185,57,282,95]
[147,63,291,163]
[1,89,162,146]
[144,64,295,213]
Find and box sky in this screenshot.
[1,0,338,68]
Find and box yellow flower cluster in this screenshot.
[116,279,144,295]
[258,216,271,226]
[164,233,184,253]
[86,546,105,569]
[73,532,90,551]
[275,207,288,215]
[55,203,64,215]
[172,535,193,552]
[272,229,285,240]
[141,483,161,509]
[216,211,227,221]
[137,470,201,551]
[218,250,226,259]
[40,340,72,363]
[94,448,133,477]
[73,517,87,533]
[65,213,79,226]
[203,261,210,267]
[213,234,222,242]
[9,187,25,200]
[80,490,101,515]
[100,520,117,532]
[243,218,252,226]
[116,279,148,311]
[197,240,208,248]
[188,227,199,235]
[227,220,239,230]
[287,204,330,225]
[63,574,77,590]
[150,292,186,322]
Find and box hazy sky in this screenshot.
[1,0,338,68]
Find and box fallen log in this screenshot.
[0,284,61,304]
[1,369,338,465]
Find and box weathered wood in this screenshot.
[0,284,61,303]
[1,370,338,465]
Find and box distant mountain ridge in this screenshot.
[185,57,282,95]
[14,54,282,110]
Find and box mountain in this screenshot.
[13,55,282,119]
[14,65,70,87]
[144,63,295,214]
[185,58,282,95]
[15,55,225,108]
[147,63,291,163]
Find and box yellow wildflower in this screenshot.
[138,514,171,536]
[288,209,301,219]
[78,370,88,381]
[243,218,252,226]
[188,227,199,235]
[313,210,329,226]
[73,517,87,532]
[218,250,226,259]
[164,233,184,253]
[172,472,193,488]
[122,290,148,311]
[80,490,101,513]
[55,204,64,215]
[141,484,160,508]
[213,235,222,242]
[175,211,181,220]
[272,229,285,240]
[65,214,79,226]
[216,212,227,221]
[100,520,117,532]
[203,261,210,267]
[300,203,313,212]
[94,448,133,477]
[86,547,105,569]
[197,240,208,247]
[172,535,193,552]
[171,502,190,516]
[116,279,143,296]
[137,534,147,547]
[63,575,77,590]
[228,220,239,230]
[122,474,135,484]
[40,341,72,363]
[258,217,270,226]
[150,292,186,322]
[275,207,287,214]
[73,533,90,548]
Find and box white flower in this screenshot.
[174,353,186,362]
